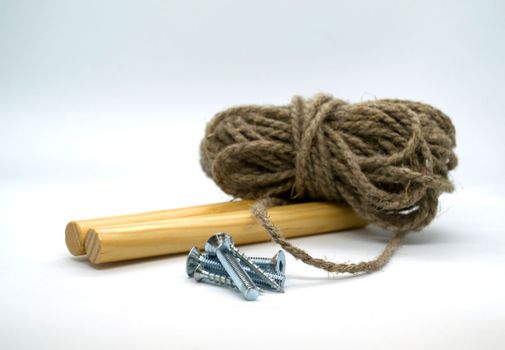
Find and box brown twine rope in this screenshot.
[200,94,457,274]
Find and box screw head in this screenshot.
[272,250,286,274]
[193,264,205,282]
[204,232,234,255]
[186,246,201,277]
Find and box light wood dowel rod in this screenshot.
[85,202,367,264]
[65,200,254,256]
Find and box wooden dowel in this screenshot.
[85,202,367,264]
[65,200,254,256]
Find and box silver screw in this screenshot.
[193,264,236,289]
[193,264,266,295]
[207,233,283,292]
[205,234,260,301]
[187,246,285,275]
[187,247,286,289]
[250,250,286,275]
[186,246,224,277]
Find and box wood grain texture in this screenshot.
[65,200,254,256]
[85,201,367,264]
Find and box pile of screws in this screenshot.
[186,232,286,301]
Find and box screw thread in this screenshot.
[250,257,271,264]
[199,256,223,270]
[250,258,278,274]
[204,269,235,288]
[220,250,257,290]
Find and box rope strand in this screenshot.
[251,198,406,273]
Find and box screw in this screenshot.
[251,250,286,275]
[186,247,205,277]
[193,264,236,289]
[193,264,266,295]
[206,233,283,293]
[187,246,285,276]
[187,247,286,289]
[205,234,260,301]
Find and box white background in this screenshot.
[1,1,504,349]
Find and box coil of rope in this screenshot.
[200,93,457,273]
